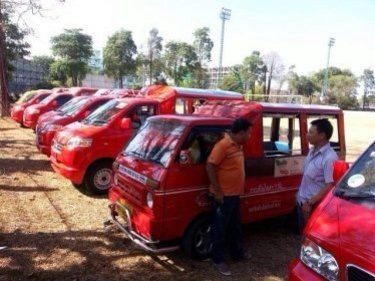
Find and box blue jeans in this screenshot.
[211,196,244,264]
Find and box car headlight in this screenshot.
[300,237,339,281]
[146,192,154,208]
[30,108,40,115]
[66,137,92,150]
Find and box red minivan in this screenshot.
[107,101,346,258]
[36,95,115,156]
[50,85,243,194]
[23,87,98,130]
[11,90,51,125]
[288,141,374,281]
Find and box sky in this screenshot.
[22,0,375,76]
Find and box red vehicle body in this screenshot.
[289,141,375,281]
[36,95,115,156]
[23,87,98,130]
[11,90,51,125]
[108,101,346,258]
[50,85,243,194]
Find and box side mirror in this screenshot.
[83,110,90,118]
[179,150,192,166]
[120,118,131,129]
[52,100,58,107]
[333,160,350,184]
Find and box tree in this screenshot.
[0,0,64,116]
[361,69,375,110]
[263,52,284,96]
[51,28,93,86]
[241,51,266,96]
[328,74,359,109]
[164,41,198,86]
[103,29,137,88]
[220,65,244,93]
[192,27,213,88]
[32,55,55,76]
[146,28,163,84]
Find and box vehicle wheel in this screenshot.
[182,215,213,260]
[84,160,113,195]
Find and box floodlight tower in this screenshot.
[321,37,335,101]
[217,7,231,88]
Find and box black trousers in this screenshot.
[211,196,244,263]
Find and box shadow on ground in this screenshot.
[0,218,300,281]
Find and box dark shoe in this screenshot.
[213,262,231,276]
[232,251,252,262]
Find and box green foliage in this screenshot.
[49,60,69,85]
[146,28,163,83]
[51,28,93,86]
[103,29,137,88]
[327,74,359,109]
[2,10,30,77]
[220,65,244,93]
[164,41,198,86]
[31,55,55,75]
[241,51,266,95]
[193,27,213,64]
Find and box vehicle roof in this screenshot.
[147,114,234,126]
[173,87,243,100]
[195,101,342,119]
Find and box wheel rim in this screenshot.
[194,224,212,256]
[93,168,112,190]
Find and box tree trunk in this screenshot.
[149,56,153,85]
[0,2,9,117]
[119,76,123,88]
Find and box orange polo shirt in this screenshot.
[207,133,245,196]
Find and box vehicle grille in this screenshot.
[347,265,375,281]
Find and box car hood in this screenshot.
[307,193,375,271]
[57,121,106,140]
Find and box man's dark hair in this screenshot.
[311,118,333,140]
[231,118,252,134]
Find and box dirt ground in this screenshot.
[0,110,374,281]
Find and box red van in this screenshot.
[50,85,243,195]
[11,90,51,125]
[36,95,115,156]
[23,87,98,130]
[288,141,374,281]
[23,92,74,130]
[107,101,346,258]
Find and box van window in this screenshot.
[263,114,302,157]
[56,95,73,107]
[307,115,340,152]
[179,126,228,164]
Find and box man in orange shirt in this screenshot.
[207,118,252,276]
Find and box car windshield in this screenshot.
[81,99,128,126]
[17,91,37,104]
[124,118,186,167]
[57,97,90,116]
[335,142,375,200]
[40,94,56,105]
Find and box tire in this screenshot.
[182,215,213,260]
[83,160,113,195]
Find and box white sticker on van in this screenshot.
[118,165,147,185]
[347,174,365,188]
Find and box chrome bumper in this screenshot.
[108,203,179,254]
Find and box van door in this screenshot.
[242,113,304,222]
[161,125,230,240]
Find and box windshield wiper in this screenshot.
[336,189,375,199]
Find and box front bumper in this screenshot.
[23,115,39,129]
[36,131,55,156]
[11,109,23,124]
[50,153,85,184]
[108,203,178,254]
[288,259,325,281]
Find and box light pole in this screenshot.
[321,37,335,102]
[217,7,231,88]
